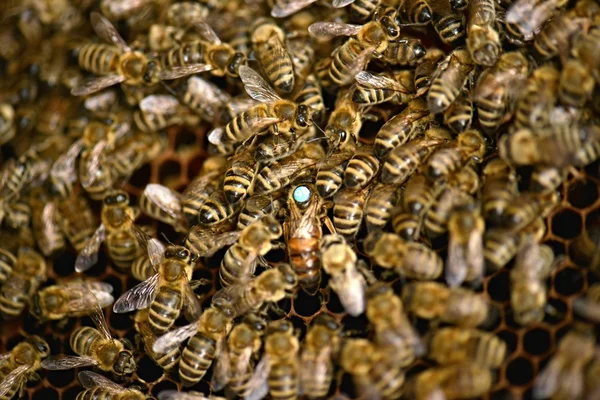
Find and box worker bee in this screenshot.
[72,12,210,96]
[324,88,363,150]
[208,66,314,147]
[512,65,560,131]
[237,194,284,230]
[505,0,565,40]
[181,157,227,224]
[319,234,366,316]
[533,329,596,400]
[41,289,136,375]
[333,185,371,241]
[210,314,267,396]
[558,59,595,108]
[403,281,498,328]
[339,339,405,400]
[0,336,50,399]
[223,142,259,206]
[502,191,559,231]
[408,363,494,400]
[533,12,588,61]
[29,281,114,323]
[139,184,188,233]
[220,214,283,287]
[428,327,506,368]
[364,183,400,232]
[0,146,47,204]
[383,37,427,66]
[343,146,380,190]
[466,0,501,66]
[0,248,47,320]
[397,0,433,24]
[414,48,445,96]
[572,26,600,85]
[113,239,203,334]
[424,129,486,181]
[427,48,475,114]
[134,309,181,372]
[481,158,518,225]
[430,0,467,45]
[391,204,427,241]
[315,150,353,200]
[75,371,145,400]
[0,103,15,146]
[446,203,485,288]
[29,193,64,257]
[374,98,432,158]
[443,84,473,134]
[243,320,300,400]
[352,70,412,106]
[381,136,446,185]
[511,238,559,325]
[134,94,201,133]
[152,306,233,386]
[299,315,342,398]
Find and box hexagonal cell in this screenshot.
[553,266,584,296]
[496,329,519,358]
[544,297,569,326]
[567,180,599,209]
[325,290,345,314]
[46,369,75,388]
[487,270,510,303]
[506,357,534,386]
[293,289,323,317]
[151,380,178,398]
[129,163,152,191]
[31,387,59,400]
[158,159,182,188]
[523,327,552,356]
[187,153,208,181]
[551,209,583,240]
[137,355,164,382]
[174,129,200,155]
[64,386,82,400]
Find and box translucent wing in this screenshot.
[90,11,130,51]
[211,283,249,317]
[208,127,225,146]
[84,287,113,340]
[71,75,126,96]
[211,346,232,391]
[140,95,180,115]
[75,224,106,272]
[192,21,222,44]
[50,140,83,184]
[182,282,203,322]
[330,267,366,317]
[446,233,467,288]
[355,71,407,92]
[131,224,165,268]
[332,0,357,7]
[308,22,363,39]
[158,390,214,400]
[244,355,271,400]
[61,284,115,316]
[271,0,319,17]
[113,274,160,313]
[143,184,184,221]
[153,320,200,353]
[239,65,281,103]
[158,64,215,80]
[187,226,240,257]
[187,76,230,119]
[466,224,484,285]
[0,364,29,398]
[78,371,124,392]
[533,358,562,399]
[573,297,600,323]
[341,47,376,86]
[41,355,98,370]
[227,97,259,116]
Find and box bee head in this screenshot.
[277,263,298,286]
[143,60,159,84]
[27,336,50,357]
[313,313,341,331]
[295,105,311,128]
[104,191,129,206]
[114,350,136,375]
[227,52,246,77]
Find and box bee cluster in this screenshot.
[1,0,600,399]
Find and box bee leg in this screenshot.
[189,278,211,289]
[257,255,271,267]
[134,333,145,352]
[121,338,135,351]
[322,215,336,234]
[18,380,26,398]
[319,288,330,306]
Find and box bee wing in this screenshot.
[446,232,468,288]
[41,355,98,370]
[188,226,240,257]
[192,21,222,44]
[332,0,357,6]
[158,64,215,80]
[211,283,248,316]
[131,224,165,268]
[573,297,600,323]
[51,140,83,183]
[239,65,281,103]
[355,71,407,92]
[330,267,366,317]
[140,95,180,115]
[71,74,126,97]
[78,371,124,392]
[208,127,225,146]
[90,11,130,52]
[211,346,232,391]
[75,224,106,273]
[113,273,160,313]
[188,76,230,119]
[0,364,29,398]
[158,390,213,400]
[59,284,114,318]
[182,282,203,322]
[81,141,108,187]
[271,0,319,17]
[143,184,184,221]
[341,47,375,86]
[423,388,446,400]
[466,223,484,283]
[152,320,201,354]
[533,358,563,399]
[244,355,271,400]
[308,22,363,39]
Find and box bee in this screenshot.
[223,143,260,206]
[290,74,325,116]
[558,59,595,108]
[505,0,565,40]
[42,289,136,375]
[0,248,15,285]
[0,248,47,320]
[481,158,518,225]
[383,37,427,66]
[152,306,233,386]
[533,329,596,400]
[533,12,588,61]
[100,0,158,21]
[0,103,15,146]
[0,147,46,204]
[414,48,445,96]
[0,336,50,399]
[308,21,392,88]
[344,146,380,190]
[139,184,188,233]
[251,18,295,94]
[75,371,145,400]
[365,183,400,232]
[392,207,424,241]
[381,136,446,185]
[158,391,226,400]
[333,185,371,241]
[210,314,267,396]
[208,66,313,147]
[29,281,114,323]
[135,94,201,133]
[403,281,498,328]
[374,98,432,158]
[424,129,486,181]
[430,0,467,45]
[400,164,444,220]
[113,241,203,335]
[339,339,405,400]
[352,70,412,106]
[428,327,506,368]
[316,150,353,199]
[427,48,475,114]
[510,238,558,325]
[572,26,600,85]
[446,203,485,288]
[147,24,186,52]
[513,65,560,131]
[424,185,476,239]
[443,84,473,134]
[244,320,300,400]
[530,166,566,194]
[134,309,181,372]
[220,215,283,287]
[409,363,493,400]
[320,234,366,316]
[573,283,600,323]
[181,157,227,224]
[466,0,501,66]
[299,315,342,398]
[324,88,363,150]
[197,192,238,228]
[397,0,433,24]
[237,194,284,230]
[72,12,209,96]
[285,184,332,294]
[502,191,559,231]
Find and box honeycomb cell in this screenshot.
[325,290,346,314]
[567,180,599,209]
[551,209,583,240]
[45,369,75,388]
[174,130,199,155]
[186,153,207,181]
[151,380,178,398]
[487,270,510,303]
[496,329,519,358]
[137,355,164,383]
[52,252,77,277]
[544,297,569,326]
[553,267,584,296]
[523,328,552,356]
[158,159,182,188]
[64,385,82,400]
[31,387,58,400]
[293,288,323,317]
[505,357,534,386]
[129,164,152,191]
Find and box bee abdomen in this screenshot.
[371,361,405,399]
[288,238,321,292]
[269,362,299,400]
[180,334,217,386]
[316,165,345,199]
[350,0,379,21]
[330,42,362,86]
[344,153,380,189]
[162,42,205,68]
[78,44,119,75]
[71,326,101,356]
[426,148,463,180]
[149,288,183,334]
[220,245,253,287]
[428,80,460,114]
[333,203,365,239]
[76,387,111,400]
[353,87,395,105]
[477,93,504,130]
[106,233,139,270]
[392,211,421,241]
[224,164,255,205]
[0,249,16,283]
[433,15,465,46]
[382,152,419,185]
[264,57,295,94]
[155,346,181,371]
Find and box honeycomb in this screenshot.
[1,1,600,400]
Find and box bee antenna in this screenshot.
[310,118,327,136]
[305,137,329,144]
[161,232,175,245]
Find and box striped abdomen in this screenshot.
[224,106,270,144]
[224,159,256,205]
[300,357,333,398]
[482,178,517,224]
[149,287,183,334]
[220,245,254,287]
[180,334,217,386]
[483,229,519,271]
[133,109,172,132]
[476,88,505,131]
[0,249,16,284]
[428,75,462,114]
[444,91,472,133]
[350,0,380,20]
[333,189,368,239]
[197,191,235,225]
[0,276,33,319]
[256,42,295,94]
[293,76,324,111]
[76,387,112,400]
[288,237,321,293]
[402,242,443,280]
[365,184,398,232]
[392,210,421,241]
[161,41,205,69]
[344,152,380,189]
[470,335,506,368]
[329,39,365,87]
[77,44,120,75]
[106,231,140,270]
[353,86,396,105]
[433,14,465,46]
[269,361,299,400]
[70,326,102,357]
[381,146,422,185]
[425,147,463,180]
[316,162,347,199]
[131,256,154,281]
[369,359,405,400]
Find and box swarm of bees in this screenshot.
[1,0,600,399]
